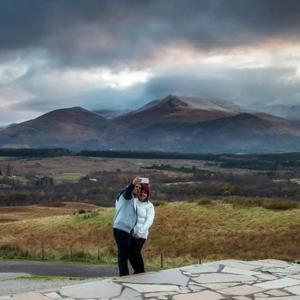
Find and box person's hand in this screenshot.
[132,177,142,185]
[133,234,140,239]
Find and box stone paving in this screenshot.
[2,259,300,299]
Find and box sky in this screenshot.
[1,0,300,125]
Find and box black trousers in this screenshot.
[129,236,146,274]
[113,228,146,276]
[113,228,132,276]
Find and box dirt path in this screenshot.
[0,260,118,277]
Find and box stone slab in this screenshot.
[0,296,14,300]
[44,292,62,299]
[253,293,269,297]
[180,264,220,274]
[119,287,141,298]
[60,280,122,299]
[12,292,52,300]
[123,283,179,293]
[255,273,278,280]
[246,259,291,268]
[220,284,264,296]
[285,284,300,295]
[188,284,205,291]
[117,268,189,286]
[193,273,255,283]
[265,289,290,296]
[145,291,177,298]
[255,277,300,289]
[255,297,300,300]
[214,260,259,271]
[172,290,224,300]
[222,266,260,276]
[199,282,239,289]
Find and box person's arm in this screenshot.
[122,183,134,200]
[137,204,155,236]
[122,177,141,200]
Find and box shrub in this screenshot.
[153,200,168,207]
[0,244,29,258]
[197,199,214,205]
[262,199,299,210]
[223,197,263,208]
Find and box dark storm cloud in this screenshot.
[1,0,300,125]
[1,0,300,67]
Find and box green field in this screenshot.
[52,172,86,183]
[0,200,299,267]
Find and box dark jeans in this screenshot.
[113,228,132,276]
[113,228,146,276]
[129,237,146,274]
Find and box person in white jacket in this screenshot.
[129,183,155,274]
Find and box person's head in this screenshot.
[139,183,150,202]
[132,183,142,197]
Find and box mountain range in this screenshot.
[253,104,300,121]
[1,95,300,153]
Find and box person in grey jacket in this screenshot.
[113,177,141,276]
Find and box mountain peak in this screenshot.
[160,95,189,108]
[133,94,243,115]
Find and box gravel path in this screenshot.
[0,274,91,296]
[0,260,118,277]
[0,260,118,296]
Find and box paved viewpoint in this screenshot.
[3,259,300,299]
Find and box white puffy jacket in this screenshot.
[133,199,155,239]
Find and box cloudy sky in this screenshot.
[1,0,300,125]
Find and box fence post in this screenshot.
[41,243,45,260]
[97,247,100,261]
[69,247,73,261]
[160,250,164,269]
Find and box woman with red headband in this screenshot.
[129,182,155,274]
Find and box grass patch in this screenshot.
[290,178,300,185]
[52,172,85,183]
[223,196,299,210]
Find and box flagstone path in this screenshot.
[3,259,300,299]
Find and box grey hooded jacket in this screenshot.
[113,183,137,234]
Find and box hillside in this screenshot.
[0,201,300,266]
[0,107,109,149]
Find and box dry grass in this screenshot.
[52,172,86,183]
[0,201,300,263]
[290,178,300,185]
[0,202,99,222]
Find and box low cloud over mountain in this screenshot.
[1,1,300,125]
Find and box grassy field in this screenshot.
[0,200,299,267]
[0,202,99,222]
[52,172,86,183]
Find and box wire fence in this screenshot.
[0,244,203,268]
